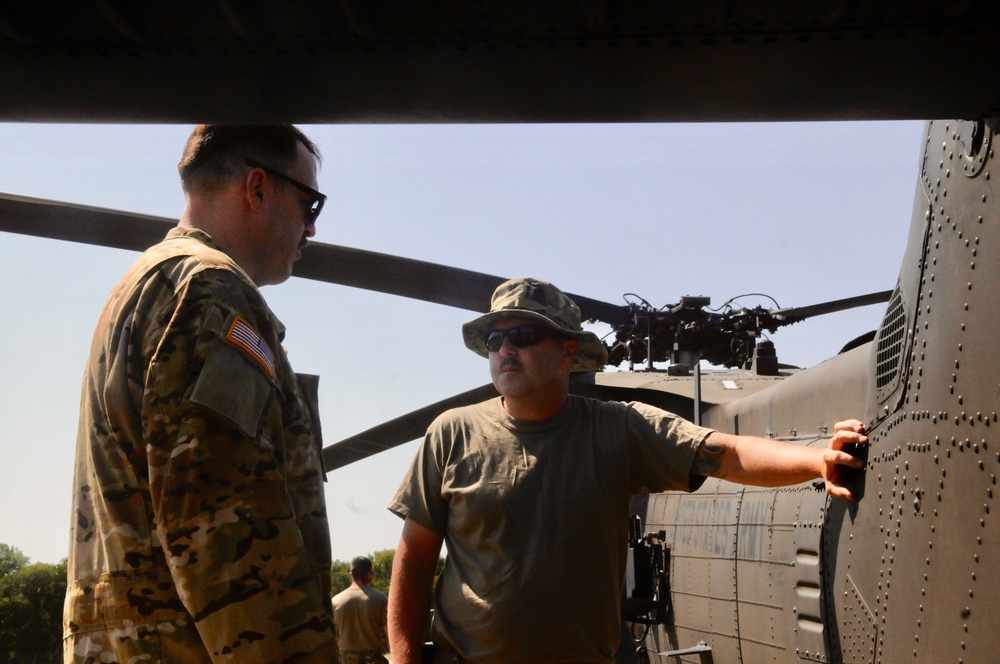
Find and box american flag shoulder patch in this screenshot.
[226,316,275,377]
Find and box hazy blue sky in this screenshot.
[0,120,924,565]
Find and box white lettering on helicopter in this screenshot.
[668,493,774,561]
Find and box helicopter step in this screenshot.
[639,641,714,664]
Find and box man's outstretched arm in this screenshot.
[692,419,868,499]
[389,517,444,664]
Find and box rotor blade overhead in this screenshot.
[1,193,629,321]
[0,193,174,252]
[298,243,629,321]
[572,294,633,328]
[295,243,506,312]
[771,290,894,324]
[322,383,499,471]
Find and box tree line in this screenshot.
[0,543,64,663]
[0,543,444,661]
[331,549,446,596]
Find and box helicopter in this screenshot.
[2,3,1000,663]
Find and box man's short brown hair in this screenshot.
[178,124,320,193]
[350,556,373,581]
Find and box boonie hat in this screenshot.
[462,277,608,372]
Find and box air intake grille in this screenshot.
[875,283,906,401]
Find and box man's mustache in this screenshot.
[499,357,523,371]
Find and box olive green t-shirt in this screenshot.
[389,395,713,663]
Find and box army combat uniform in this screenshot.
[64,228,338,662]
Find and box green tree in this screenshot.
[330,559,351,595]
[369,549,394,594]
[330,551,393,595]
[330,549,447,598]
[0,544,29,579]
[0,556,66,663]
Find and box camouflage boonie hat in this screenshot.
[462,277,608,372]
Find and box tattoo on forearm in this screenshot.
[693,438,728,478]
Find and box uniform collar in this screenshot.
[165,226,229,254]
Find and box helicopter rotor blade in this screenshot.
[770,290,893,324]
[296,243,516,314]
[299,243,628,321]
[297,242,506,312]
[0,192,174,251]
[322,383,499,471]
[0,193,629,322]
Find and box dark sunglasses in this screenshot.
[246,159,327,223]
[484,325,563,352]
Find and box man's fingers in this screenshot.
[834,419,865,433]
[822,421,869,501]
[829,434,868,452]
[829,424,869,451]
[826,484,855,500]
[836,451,865,469]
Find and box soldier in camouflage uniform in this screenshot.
[64,125,339,662]
[386,278,869,663]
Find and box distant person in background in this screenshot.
[64,125,338,662]
[332,556,389,664]
[386,277,868,664]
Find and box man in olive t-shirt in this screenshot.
[387,277,869,664]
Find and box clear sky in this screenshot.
[0,120,924,565]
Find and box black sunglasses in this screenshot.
[484,325,564,353]
[246,159,327,223]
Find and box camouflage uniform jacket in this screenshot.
[64,227,337,663]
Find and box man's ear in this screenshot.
[245,167,266,211]
[562,339,579,369]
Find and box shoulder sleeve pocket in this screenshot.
[189,339,274,439]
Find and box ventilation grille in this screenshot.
[874,283,906,401]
